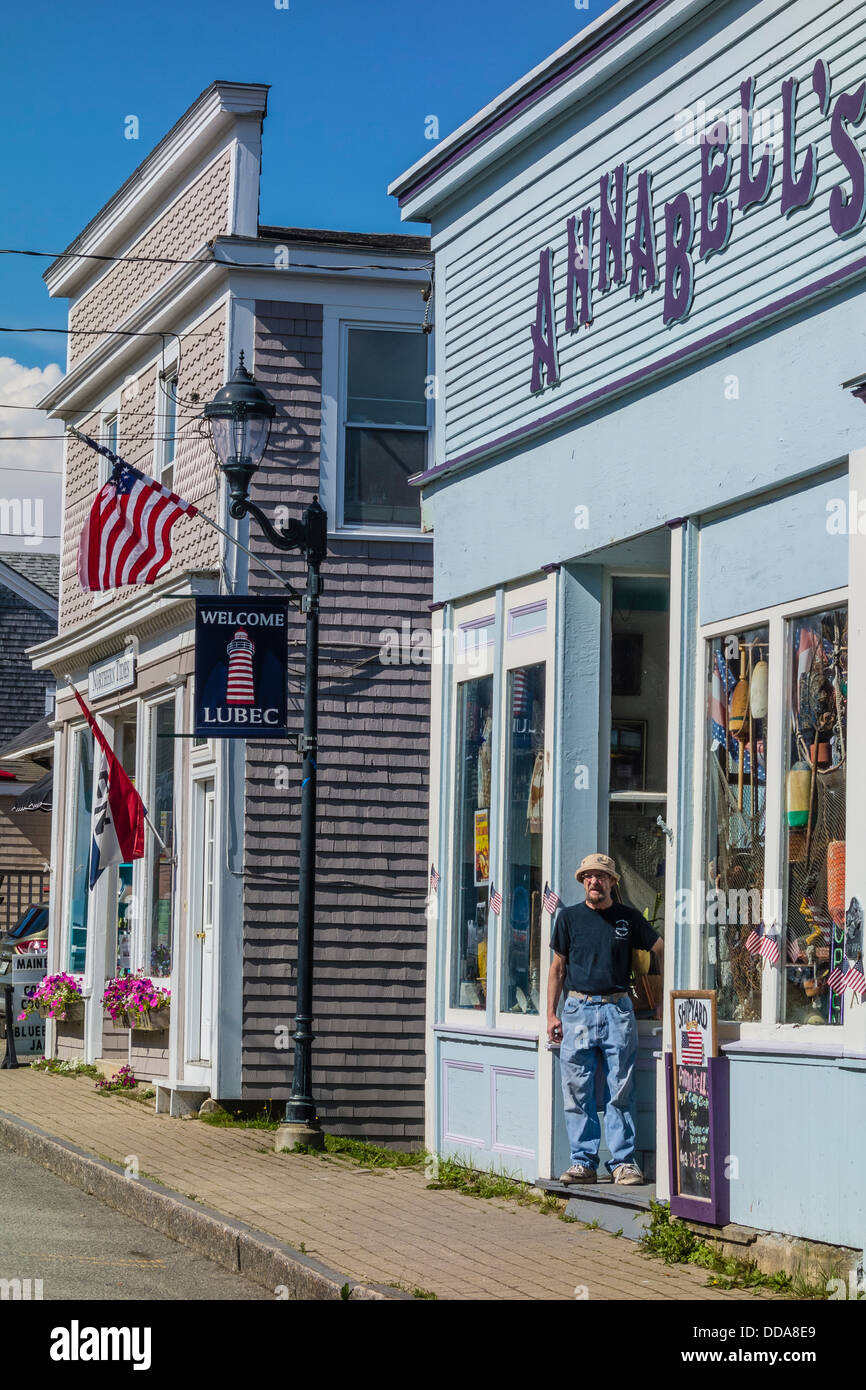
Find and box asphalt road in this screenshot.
[0,1145,268,1300]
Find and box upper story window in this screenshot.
[342,327,427,528]
[97,413,119,486]
[158,370,178,491]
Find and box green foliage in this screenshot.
[30,1057,100,1079]
[322,1134,424,1168]
[339,1283,351,1300]
[199,1110,279,1130]
[641,1200,830,1298]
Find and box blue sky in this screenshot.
[0,0,614,372]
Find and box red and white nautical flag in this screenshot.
[76,433,197,590]
[71,687,146,888]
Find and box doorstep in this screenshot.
[535,1176,655,1241]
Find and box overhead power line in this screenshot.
[0,246,432,273]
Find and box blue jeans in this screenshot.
[560,995,638,1172]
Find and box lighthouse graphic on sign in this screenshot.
[225,628,255,705]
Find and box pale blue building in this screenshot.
[392,0,866,1266]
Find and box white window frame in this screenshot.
[136,689,182,984]
[694,584,852,1051]
[155,365,179,490]
[321,309,433,540]
[61,721,95,986]
[493,578,554,1035]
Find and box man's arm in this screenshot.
[547,953,566,1042]
[651,936,664,1019]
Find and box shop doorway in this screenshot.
[188,777,215,1065]
[607,574,669,1178]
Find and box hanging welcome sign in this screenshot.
[194,596,290,738]
[530,58,866,392]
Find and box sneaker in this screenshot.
[558,1164,597,1185]
[612,1162,644,1185]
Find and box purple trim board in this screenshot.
[665,1051,730,1226]
[415,250,866,489]
[398,0,667,208]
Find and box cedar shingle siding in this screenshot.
[0,580,55,745]
[241,301,432,1146]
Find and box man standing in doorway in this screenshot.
[547,852,663,1185]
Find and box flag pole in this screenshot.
[65,426,301,606]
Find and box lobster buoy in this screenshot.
[750,660,769,719]
[786,762,812,827]
[729,678,750,737]
[828,841,846,927]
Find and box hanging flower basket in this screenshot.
[130,1007,171,1033]
[19,974,84,1025]
[38,1000,84,1024]
[102,975,171,1032]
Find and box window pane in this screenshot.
[347,329,426,427]
[164,379,177,465]
[149,702,175,976]
[67,729,94,974]
[501,665,545,1015]
[451,676,494,1010]
[702,627,769,1022]
[344,427,424,525]
[783,608,848,1025]
[115,719,137,977]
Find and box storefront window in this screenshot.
[148,701,176,976]
[501,664,545,1015]
[67,728,94,974]
[451,675,493,1009]
[783,607,848,1025]
[115,717,137,977]
[703,626,769,1021]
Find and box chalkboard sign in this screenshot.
[666,990,728,1223]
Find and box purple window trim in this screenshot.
[490,1065,537,1159]
[507,599,548,639]
[458,614,495,649]
[433,1022,540,1043]
[415,249,866,488]
[397,0,667,208]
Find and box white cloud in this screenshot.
[0,356,64,553]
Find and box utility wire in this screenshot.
[0,246,432,273]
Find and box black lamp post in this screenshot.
[205,351,327,1149]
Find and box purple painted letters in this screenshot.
[530,247,559,392]
[699,121,732,258]
[565,207,594,329]
[663,191,695,325]
[829,83,866,237]
[629,171,658,297]
[599,163,628,292]
[781,76,817,216]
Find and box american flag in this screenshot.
[786,934,804,963]
[543,883,561,916]
[489,884,502,916]
[512,670,530,717]
[757,924,780,966]
[826,966,846,993]
[840,961,866,999]
[681,1028,704,1064]
[710,650,763,779]
[429,864,440,893]
[744,927,761,955]
[76,435,197,590]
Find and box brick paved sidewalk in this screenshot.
[0,1069,765,1301]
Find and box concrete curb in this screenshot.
[0,1108,412,1301]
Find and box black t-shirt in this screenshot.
[550,901,659,995]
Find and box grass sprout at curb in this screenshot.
[641,1199,831,1298]
[387,1281,439,1299]
[199,1110,279,1131]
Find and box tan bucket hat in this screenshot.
[575,852,620,884]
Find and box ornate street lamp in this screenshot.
[205,352,327,1151]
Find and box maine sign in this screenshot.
[194,596,290,738]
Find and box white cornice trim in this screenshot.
[45,82,269,300]
[28,570,220,675]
